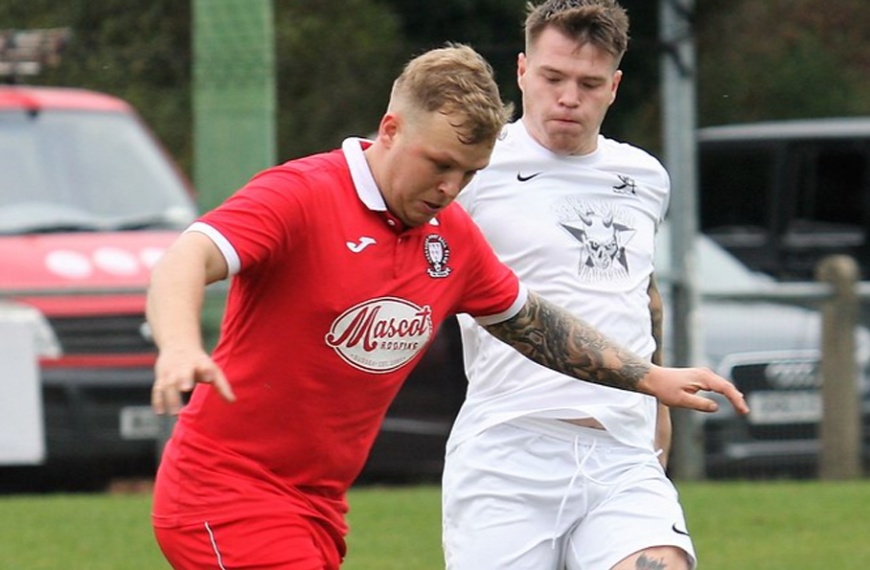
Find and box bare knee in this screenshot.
[610,545,690,570]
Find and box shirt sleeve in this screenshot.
[451,209,527,325]
[195,166,309,273]
[185,221,242,275]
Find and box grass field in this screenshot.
[0,480,868,569]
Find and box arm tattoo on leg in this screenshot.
[484,291,650,392]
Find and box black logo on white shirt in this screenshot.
[517,172,542,182]
[612,174,637,195]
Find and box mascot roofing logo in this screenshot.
[325,297,433,373]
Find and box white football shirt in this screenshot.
[450,120,670,451]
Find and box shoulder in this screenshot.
[458,121,529,211]
[258,149,347,181]
[490,121,528,160]
[437,203,493,244]
[598,137,669,188]
[246,149,351,198]
[438,201,477,230]
[599,137,666,171]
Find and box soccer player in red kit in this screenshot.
[147,44,747,569]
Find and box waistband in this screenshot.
[508,417,621,447]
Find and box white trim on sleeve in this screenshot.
[474,282,529,327]
[185,222,241,275]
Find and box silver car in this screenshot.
[656,224,870,476]
[359,226,870,481]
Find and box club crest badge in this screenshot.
[423,234,451,278]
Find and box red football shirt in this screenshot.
[153,139,524,545]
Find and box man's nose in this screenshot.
[438,175,464,199]
[558,83,581,107]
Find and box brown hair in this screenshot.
[524,0,630,65]
[390,43,513,145]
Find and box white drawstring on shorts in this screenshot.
[552,436,598,549]
[551,439,665,548]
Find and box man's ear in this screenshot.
[517,52,527,91]
[609,69,623,105]
[379,112,401,147]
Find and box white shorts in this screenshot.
[442,418,697,570]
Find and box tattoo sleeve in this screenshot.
[483,291,651,392]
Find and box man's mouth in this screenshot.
[552,116,579,126]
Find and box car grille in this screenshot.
[726,356,820,440]
[39,366,158,462]
[48,314,154,355]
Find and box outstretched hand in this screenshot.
[638,365,749,415]
[151,348,236,415]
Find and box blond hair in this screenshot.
[390,43,513,145]
[525,0,629,65]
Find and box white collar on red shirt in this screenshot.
[342,137,386,211]
[341,137,441,229]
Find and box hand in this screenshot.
[639,365,749,415]
[151,347,236,415]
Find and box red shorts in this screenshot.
[153,426,348,569]
[154,511,342,570]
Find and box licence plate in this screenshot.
[747,390,821,425]
[119,406,160,440]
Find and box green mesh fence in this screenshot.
[193,0,276,212]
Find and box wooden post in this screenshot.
[659,0,704,482]
[816,255,861,480]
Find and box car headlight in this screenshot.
[0,301,62,359]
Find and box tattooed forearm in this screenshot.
[484,291,650,392]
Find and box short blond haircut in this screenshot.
[390,43,513,145]
[525,0,629,65]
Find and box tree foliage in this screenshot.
[379,0,528,106]
[0,0,193,171]
[274,0,404,160]
[696,0,870,125]
[1,0,868,176]
[0,0,403,174]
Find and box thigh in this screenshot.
[609,545,691,570]
[442,423,581,570]
[565,462,696,570]
[155,512,341,570]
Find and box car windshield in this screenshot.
[0,108,196,234]
[655,222,768,292]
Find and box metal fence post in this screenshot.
[816,255,862,480]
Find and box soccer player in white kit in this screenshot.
[442,2,698,569]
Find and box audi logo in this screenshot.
[764,360,820,389]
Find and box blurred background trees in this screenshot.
[696,0,870,126]
[2,0,869,179]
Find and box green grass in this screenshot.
[0,492,168,569]
[684,481,870,568]
[1,481,869,569]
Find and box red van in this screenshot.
[0,85,197,487]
